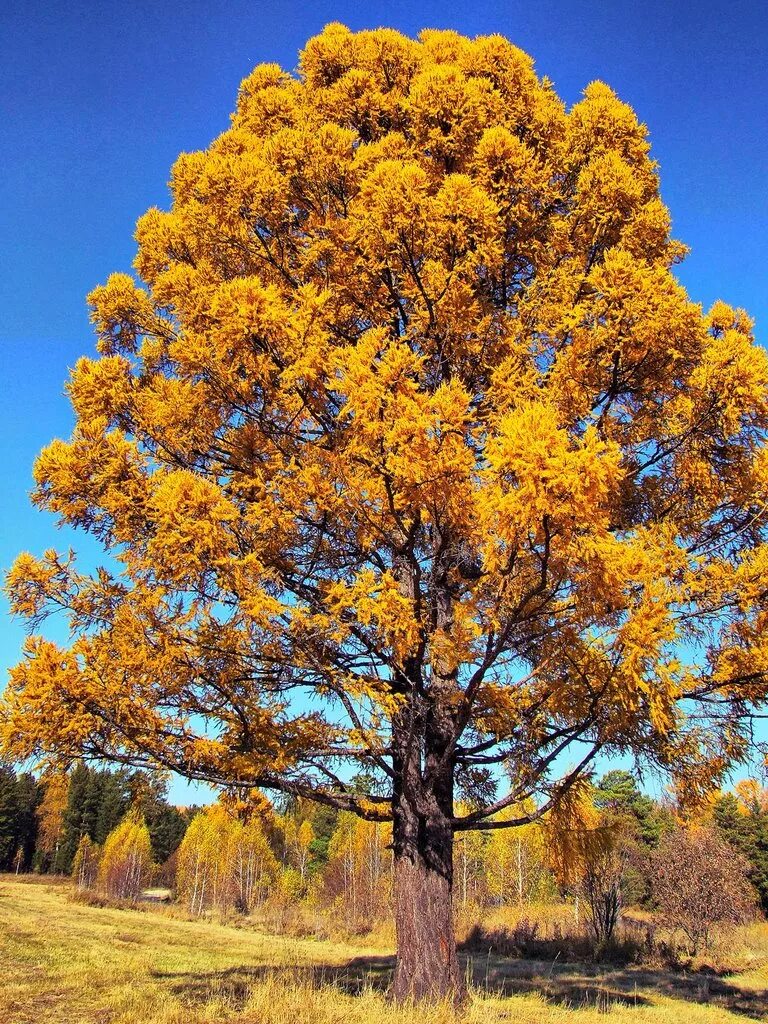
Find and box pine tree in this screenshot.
[0,765,19,870]
[145,804,188,863]
[80,770,106,841]
[594,770,669,848]
[129,772,188,862]
[59,764,88,870]
[306,804,338,868]
[712,790,768,912]
[13,773,40,870]
[94,770,130,843]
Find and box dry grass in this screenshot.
[1,875,767,1023]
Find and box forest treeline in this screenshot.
[0,763,195,874]
[3,763,768,947]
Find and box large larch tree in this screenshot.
[5,24,768,1002]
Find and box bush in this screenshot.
[650,826,757,954]
[578,842,623,952]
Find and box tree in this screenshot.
[484,808,554,907]
[734,778,768,814]
[72,834,101,889]
[593,770,672,905]
[323,811,391,927]
[543,780,623,936]
[58,765,130,870]
[176,807,229,915]
[94,770,130,843]
[129,771,189,862]
[58,764,89,871]
[650,826,757,954]
[145,802,188,864]
[306,804,339,868]
[712,786,768,912]
[4,24,768,1002]
[594,770,669,849]
[577,835,624,952]
[35,772,68,872]
[175,803,278,914]
[97,807,153,901]
[232,815,279,912]
[0,765,20,869]
[454,817,486,909]
[13,772,40,871]
[296,819,315,881]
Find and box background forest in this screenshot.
[2,761,767,964]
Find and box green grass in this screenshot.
[1,875,766,1023]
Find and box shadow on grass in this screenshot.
[153,958,390,1006]
[150,948,768,1017]
[469,956,768,1017]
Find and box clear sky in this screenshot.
[1,0,766,803]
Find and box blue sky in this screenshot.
[1,0,766,803]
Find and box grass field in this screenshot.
[2,875,767,1023]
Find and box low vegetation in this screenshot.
[2,742,767,1020]
[3,876,768,1024]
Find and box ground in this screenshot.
[1,875,767,1023]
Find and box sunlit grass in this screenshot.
[1,876,766,1023]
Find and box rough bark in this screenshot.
[388,535,465,1002]
[391,794,464,1003]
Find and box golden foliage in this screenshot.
[72,833,101,890]
[176,804,279,915]
[485,817,556,906]
[35,771,68,863]
[3,24,768,835]
[322,811,392,925]
[97,808,153,901]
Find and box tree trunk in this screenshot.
[391,800,464,1003]
[389,541,464,1003]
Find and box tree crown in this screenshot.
[4,24,768,829]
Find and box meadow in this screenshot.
[2,875,767,1024]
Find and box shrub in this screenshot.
[578,841,623,951]
[650,826,757,954]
